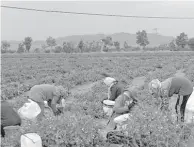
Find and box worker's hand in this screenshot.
[128,99,137,110]
[53,108,62,116]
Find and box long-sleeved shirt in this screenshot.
[29,84,58,104]
[113,90,138,115]
[160,76,193,110]
[108,82,125,101]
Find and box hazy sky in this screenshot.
[1,1,194,41]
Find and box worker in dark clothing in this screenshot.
[1,101,22,137]
[102,77,125,117]
[148,76,193,122]
[103,77,125,101]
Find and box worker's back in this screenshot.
[1,101,21,127]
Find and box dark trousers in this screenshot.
[175,94,191,122]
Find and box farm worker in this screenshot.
[27,84,69,120]
[110,86,138,130]
[102,77,125,116]
[1,101,22,137]
[148,76,193,122]
[103,77,125,102]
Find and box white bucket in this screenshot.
[185,87,194,124]
[18,99,41,120]
[21,133,42,147]
[102,100,115,117]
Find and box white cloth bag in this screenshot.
[21,133,42,147]
[114,113,131,131]
[114,113,130,124]
[184,87,194,124]
[18,99,41,120]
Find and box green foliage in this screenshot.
[34,48,41,53]
[17,43,25,53]
[45,50,51,53]
[46,36,57,50]
[188,38,194,51]
[101,36,113,52]
[124,41,129,49]
[34,113,105,147]
[169,40,177,51]
[1,53,194,147]
[53,45,63,53]
[114,41,120,50]
[63,41,71,53]
[78,40,84,53]
[23,37,33,52]
[176,32,188,48]
[136,30,149,49]
[102,36,112,46]
[1,40,11,53]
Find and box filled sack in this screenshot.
[18,99,41,120]
[184,87,194,124]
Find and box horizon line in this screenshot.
[2,32,179,42]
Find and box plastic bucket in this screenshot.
[21,133,42,147]
[102,100,115,117]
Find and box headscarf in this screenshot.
[104,77,117,87]
[148,79,162,95]
[104,77,117,100]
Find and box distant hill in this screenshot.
[6,33,174,51]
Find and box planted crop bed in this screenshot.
[1,52,194,147]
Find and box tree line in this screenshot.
[1,31,194,53]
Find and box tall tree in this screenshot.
[17,43,25,53]
[1,41,10,52]
[176,32,188,48]
[136,30,149,50]
[114,41,120,50]
[101,36,112,52]
[78,40,84,53]
[46,36,57,50]
[169,40,177,51]
[124,41,128,49]
[188,38,194,51]
[23,37,33,52]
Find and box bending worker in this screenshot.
[27,84,69,120]
[1,101,22,137]
[103,77,125,101]
[102,77,125,116]
[111,86,138,130]
[148,76,193,122]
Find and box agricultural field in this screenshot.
[1,51,194,147]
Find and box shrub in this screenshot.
[34,48,41,53]
[53,46,63,53]
[45,50,50,53]
[188,38,194,51]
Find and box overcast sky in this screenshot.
[1,1,194,41]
